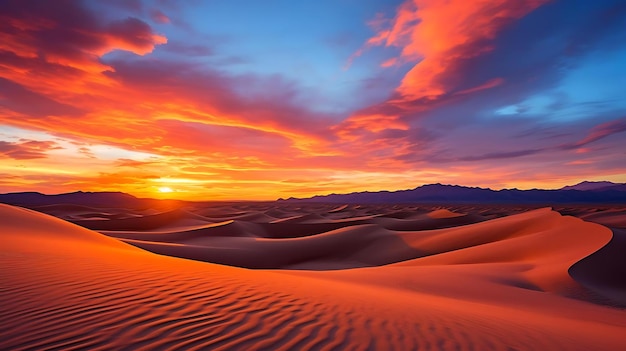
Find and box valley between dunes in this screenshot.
[1,202,626,350]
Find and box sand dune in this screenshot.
[578,210,626,229]
[72,208,213,231]
[2,203,626,350]
[31,203,142,221]
[1,204,134,251]
[103,208,489,268]
[122,223,422,269]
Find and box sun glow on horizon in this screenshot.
[158,186,174,193]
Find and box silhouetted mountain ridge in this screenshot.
[2,181,625,206]
[0,191,173,208]
[282,182,626,204]
[561,181,623,191]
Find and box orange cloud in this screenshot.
[365,0,547,101]
[335,114,409,141]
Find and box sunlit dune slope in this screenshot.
[2,203,626,350]
[1,204,135,252]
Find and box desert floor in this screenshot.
[1,202,625,350]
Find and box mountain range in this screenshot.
[1,181,625,206]
[280,181,626,204]
[0,191,178,208]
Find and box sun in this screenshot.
[158,186,174,193]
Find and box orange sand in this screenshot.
[1,203,626,350]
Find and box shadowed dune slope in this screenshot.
[122,224,422,270]
[570,228,626,306]
[2,204,626,351]
[71,208,213,231]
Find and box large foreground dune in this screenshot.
[1,203,626,350]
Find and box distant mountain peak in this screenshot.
[561,181,621,191]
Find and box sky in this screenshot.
[0,0,625,200]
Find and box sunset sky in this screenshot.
[1,0,625,200]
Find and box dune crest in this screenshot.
[427,208,465,218]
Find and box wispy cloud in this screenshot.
[0,139,61,159]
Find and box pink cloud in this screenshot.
[569,118,626,149]
[150,9,171,24]
[0,0,166,74]
[0,139,61,159]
